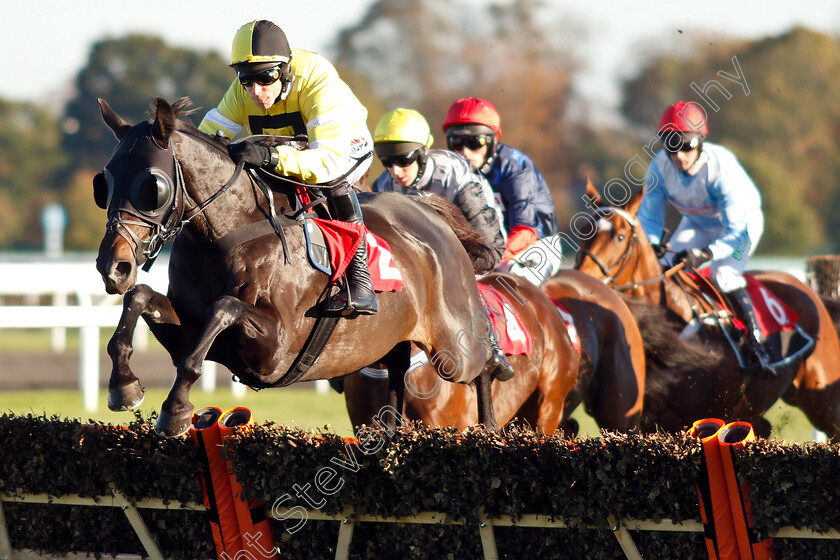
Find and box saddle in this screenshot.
[213,137,403,389]
[676,270,814,370]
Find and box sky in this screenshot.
[2,1,839,119]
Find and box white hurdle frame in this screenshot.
[3,495,840,560]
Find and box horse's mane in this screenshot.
[620,294,722,395]
[150,96,230,155]
[414,194,499,274]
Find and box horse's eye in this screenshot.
[617,234,626,242]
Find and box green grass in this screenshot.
[570,400,819,443]
[0,386,355,436]
[0,387,820,442]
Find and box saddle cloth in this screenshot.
[691,270,799,338]
[548,298,581,355]
[312,218,404,293]
[477,283,532,356]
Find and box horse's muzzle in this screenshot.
[96,233,138,295]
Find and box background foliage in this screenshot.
[0,1,838,254]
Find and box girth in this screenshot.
[212,213,339,390]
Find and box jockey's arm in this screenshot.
[637,165,668,246]
[453,181,506,261]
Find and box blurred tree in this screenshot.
[620,27,840,254]
[62,34,232,171]
[332,0,578,210]
[61,169,106,251]
[0,99,67,249]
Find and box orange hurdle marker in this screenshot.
[689,418,741,560]
[219,407,279,559]
[717,422,775,560]
[190,407,244,559]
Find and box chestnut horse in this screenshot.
[93,97,506,436]
[576,183,840,438]
[540,269,646,435]
[342,272,579,432]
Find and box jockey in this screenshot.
[371,108,515,382]
[638,100,774,377]
[443,97,562,284]
[371,108,506,262]
[198,20,377,316]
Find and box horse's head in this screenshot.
[94,97,197,294]
[575,180,657,289]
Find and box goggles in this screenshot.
[238,66,283,87]
[662,133,700,153]
[379,148,421,168]
[447,135,490,151]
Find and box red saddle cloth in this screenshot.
[477,283,532,356]
[695,270,799,337]
[312,218,404,293]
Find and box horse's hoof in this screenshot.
[108,381,145,411]
[155,407,194,438]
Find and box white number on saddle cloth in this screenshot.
[367,232,402,281]
[759,286,790,327]
[502,302,528,345]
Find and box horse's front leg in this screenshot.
[156,295,270,437]
[108,284,183,411]
[474,366,500,432]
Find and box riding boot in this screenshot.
[325,190,378,316]
[487,326,515,382]
[730,288,776,377]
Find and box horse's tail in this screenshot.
[415,194,500,274]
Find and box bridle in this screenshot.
[97,124,244,271]
[576,207,641,288]
[576,206,682,291]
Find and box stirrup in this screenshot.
[489,347,514,382]
[325,280,378,316]
[741,343,777,378]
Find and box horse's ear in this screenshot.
[625,189,644,216]
[152,97,176,144]
[585,178,602,206]
[97,98,131,141]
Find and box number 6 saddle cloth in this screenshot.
[683,270,814,369]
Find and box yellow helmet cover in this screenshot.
[230,20,291,67]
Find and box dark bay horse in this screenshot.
[575,183,840,438]
[93,97,506,436]
[342,272,580,432]
[540,269,646,435]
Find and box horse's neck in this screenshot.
[185,164,291,244]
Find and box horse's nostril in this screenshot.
[114,261,133,281]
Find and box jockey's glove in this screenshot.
[674,247,713,269]
[228,141,279,169]
[651,243,668,259]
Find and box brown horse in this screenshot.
[93,97,507,436]
[540,269,646,435]
[342,272,579,432]
[575,183,840,438]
